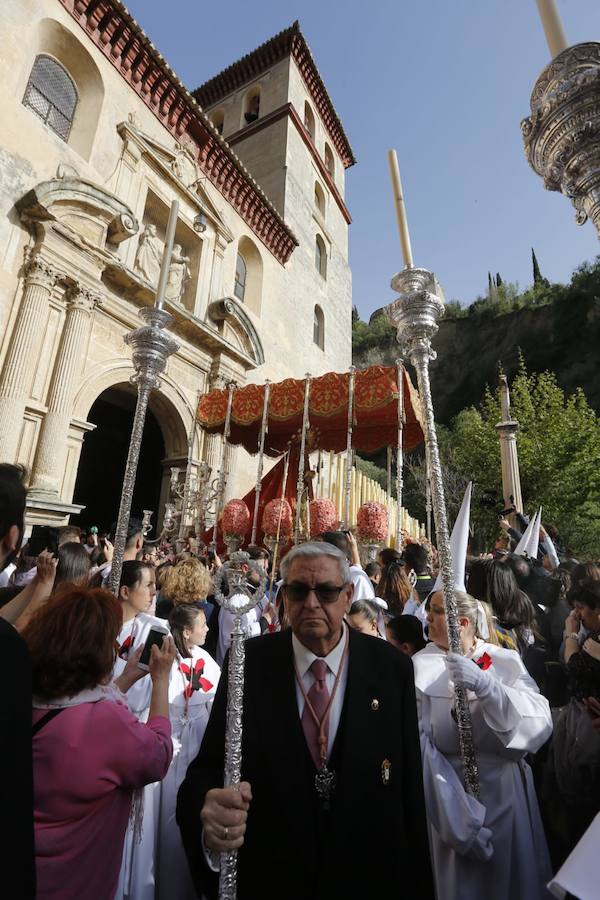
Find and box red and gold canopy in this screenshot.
[197,364,424,455]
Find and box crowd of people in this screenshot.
[1,461,599,899]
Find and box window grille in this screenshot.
[23,55,78,141]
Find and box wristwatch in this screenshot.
[563,632,579,641]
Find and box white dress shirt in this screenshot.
[292,622,350,758]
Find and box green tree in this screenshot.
[439,361,600,557]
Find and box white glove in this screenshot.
[447,652,493,697]
[469,825,493,861]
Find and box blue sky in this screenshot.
[125,0,599,318]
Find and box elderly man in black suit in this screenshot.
[177,542,433,900]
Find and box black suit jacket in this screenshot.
[0,619,36,898]
[177,628,434,900]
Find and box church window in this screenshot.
[22,55,78,141]
[315,234,327,279]
[212,109,224,135]
[304,101,315,141]
[234,252,247,301]
[313,305,324,350]
[243,87,261,125]
[324,143,335,179]
[314,182,326,217]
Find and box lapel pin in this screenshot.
[381,759,391,785]
[371,698,380,711]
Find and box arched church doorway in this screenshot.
[72,385,165,535]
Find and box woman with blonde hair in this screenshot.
[156,557,212,620]
[413,589,552,900]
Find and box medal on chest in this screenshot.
[315,765,336,809]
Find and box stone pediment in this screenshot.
[16,173,138,251]
[117,118,234,244]
[207,296,265,367]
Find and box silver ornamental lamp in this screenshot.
[383,150,479,798]
[212,552,267,900]
[522,2,600,237]
[108,201,180,594]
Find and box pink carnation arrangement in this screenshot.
[262,498,293,537]
[222,499,250,537]
[357,501,388,543]
[309,498,338,537]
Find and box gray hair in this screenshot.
[280,542,351,585]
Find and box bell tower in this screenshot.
[193,21,355,370]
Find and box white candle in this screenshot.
[155,199,179,309]
[387,149,414,269]
[535,0,568,58]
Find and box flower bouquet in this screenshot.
[222,499,251,553]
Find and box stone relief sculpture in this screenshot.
[164,243,191,305]
[134,224,163,285]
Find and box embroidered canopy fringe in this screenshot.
[196,364,424,456]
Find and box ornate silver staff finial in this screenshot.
[384,266,480,799]
[522,41,600,236]
[212,552,267,900]
[108,305,179,594]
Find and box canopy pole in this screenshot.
[294,375,311,544]
[343,365,356,529]
[268,449,291,603]
[250,381,270,545]
[395,360,405,550]
[212,382,235,552]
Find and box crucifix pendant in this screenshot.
[315,765,336,809]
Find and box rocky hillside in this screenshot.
[352,260,600,425]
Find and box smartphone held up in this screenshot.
[137,623,169,671]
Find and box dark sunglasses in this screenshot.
[283,582,346,605]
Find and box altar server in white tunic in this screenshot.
[156,604,220,899]
[113,561,167,900]
[412,489,553,900]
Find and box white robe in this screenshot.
[155,646,220,899]
[412,640,553,900]
[217,594,261,667]
[113,614,170,900]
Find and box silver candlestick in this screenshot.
[384,267,480,798]
[108,307,179,594]
[522,42,600,236]
[212,551,267,900]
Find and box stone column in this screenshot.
[0,256,61,462]
[495,375,523,524]
[30,284,98,496]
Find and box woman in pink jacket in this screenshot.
[23,586,175,900]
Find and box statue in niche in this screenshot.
[164,243,191,305]
[134,224,163,285]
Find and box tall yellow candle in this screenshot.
[387,149,414,269]
[535,0,568,58]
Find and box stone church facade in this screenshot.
[0,2,355,529]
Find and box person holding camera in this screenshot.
[24,586,174,900]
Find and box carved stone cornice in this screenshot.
[522,42,600,233]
